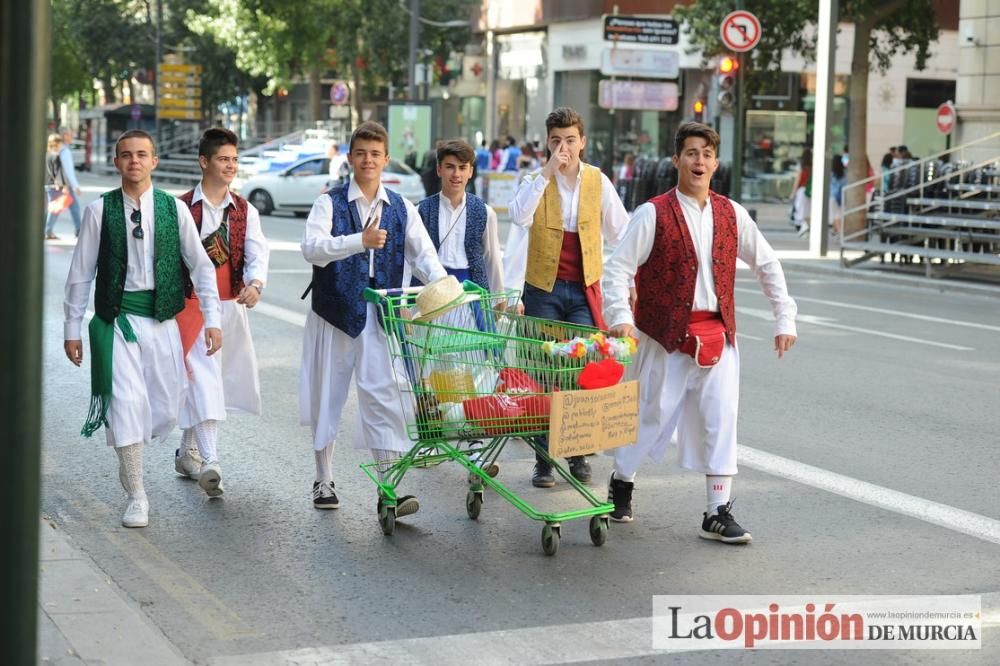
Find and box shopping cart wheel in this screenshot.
[378,503,396,536]
[466,490,483,520]
[589,516,609,547]
[541,523,560,556]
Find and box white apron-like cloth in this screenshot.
[104,314,186,448]
[299,304,415,453]
[178,299,262,429]
[611,330,740,477]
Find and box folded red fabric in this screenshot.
[577,358,624,390]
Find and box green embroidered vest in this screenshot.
[94,188,185,323]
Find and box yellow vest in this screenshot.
[524,164,603,291]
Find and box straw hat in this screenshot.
[412,275,475,322]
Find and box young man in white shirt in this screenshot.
[173,128,270,497]
[503,107,630,488]
[300,121,446,513]
[63,129,222,528]
[602,122,798,543]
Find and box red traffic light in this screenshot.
[693,99,705,121]
[718,56,738,74]
[693,100,705,114]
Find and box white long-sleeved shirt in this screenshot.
[503,165,630,294]
[301,179,445,286]
[402,193,504,291]
[64,186,222,340]
[189,182,270,289]
[603,191,798,338]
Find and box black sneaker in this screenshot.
[607,473,634,522]
[312,481,340,509]
[568,456,592,483]
[532,461,555,488]
[700,502,752,544]
[378,494,420,518]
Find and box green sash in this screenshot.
[82,291,155,437]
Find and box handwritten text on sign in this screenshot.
[548,381,639,458]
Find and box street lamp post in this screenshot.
[408,0,420,99]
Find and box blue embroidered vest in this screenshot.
[416,193,489,289]
[311,184,407,337]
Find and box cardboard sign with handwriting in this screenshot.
[548,381,639,458]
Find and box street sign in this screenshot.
[936,101,956,135]
[157,108,200,121]
[600,48,679,79]
[130,105,141,121]
[604,15,679,46]
[158,72,202,85]
[598,80,679,111]
[158,97,202,109]
[157,86,200,98]
[329,80,350,105]
[157,63,202,74]
[720,10,762,52]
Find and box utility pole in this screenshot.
[809,0,839,257]
[408,0,420,99]
[155,0,162,143]
[1,0,48,663]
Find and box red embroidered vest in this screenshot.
[635,188,738,353]
[179,189,248,299]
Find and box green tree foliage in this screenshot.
[50,0,92,121]
[674,0,939,233]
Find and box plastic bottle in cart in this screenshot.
[428,368,476,401]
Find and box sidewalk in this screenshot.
[37,516,188,665]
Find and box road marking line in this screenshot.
[740,446,1000,546]
[736,331,765,341]
[253,301,307,327]
[55,483,256,640]
[736,287,1000,332]
[209,616,674,665]
[263,268,312,274]
[737,306,974,351]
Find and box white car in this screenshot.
[238,156,425,216]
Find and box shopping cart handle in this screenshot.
[462,280,484,293]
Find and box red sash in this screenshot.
[177,261,236,357]
[556,232,607,330]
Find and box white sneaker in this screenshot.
[198,461,224,497]
[174,448,202,480]
[122,497,149,528]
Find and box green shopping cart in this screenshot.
[362,281,635,556]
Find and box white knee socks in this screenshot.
[181,428,200,457]
[314,443,335,483]
[706,475,733,515]
[371,448,402,482]
[192,420,219,464]
[116,443,146,499]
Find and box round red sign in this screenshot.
[935,102,956,135]
[720,10,762,53]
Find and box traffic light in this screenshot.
[693,99,705,122]
[717,55,738,110]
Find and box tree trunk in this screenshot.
[309,63,323,122]
[102,77,115,104]
[844,16,873,238]
[50,97,60,130]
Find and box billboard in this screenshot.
[387,103,433,167]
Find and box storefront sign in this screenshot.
[604,15,679,46]
[601,48,679,79]
[598,80,679,111]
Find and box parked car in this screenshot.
[236,156,424,216]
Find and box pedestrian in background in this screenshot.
[44,133,68,240]
[62,129,223,528]
[59,127,84,237]
[174,128,270,498]
[602,121,798,542]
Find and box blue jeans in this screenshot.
[522,280,594,327]
[522,280,594,464]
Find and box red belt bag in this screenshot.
[679,312,726,368]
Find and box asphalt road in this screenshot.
[38,174,999,665]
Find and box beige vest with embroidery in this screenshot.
[524,164,603,291]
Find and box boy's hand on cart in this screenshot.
[494,300,524,315]
[362,220,387,249]
[610,323,634,339]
